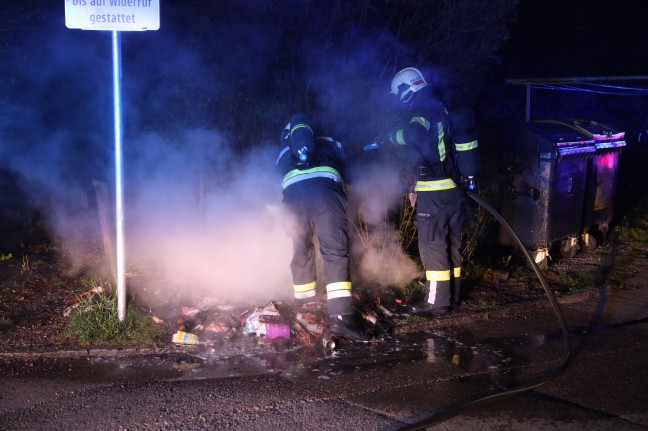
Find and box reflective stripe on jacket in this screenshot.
[415,178,457,192]
[282,166,344,190]
[455,139,478,152]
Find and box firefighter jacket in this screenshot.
[275,135,348,190]
[389,93,480,199]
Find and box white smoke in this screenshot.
[347,160,421,289]
[1,1,428,311]
[121,128,293,306]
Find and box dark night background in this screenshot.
[3,1,648,169]
[1,1,647,286]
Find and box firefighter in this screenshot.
[386,67,480,315]
[276,112,366,341]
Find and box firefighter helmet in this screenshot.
[390,67,428,103]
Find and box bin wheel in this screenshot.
[580,233,598,253]
[559,238,579,258]
[527,249,549,270]
[534,257,548,271]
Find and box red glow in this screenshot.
[595,153,616,170]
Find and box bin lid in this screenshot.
[503,121,596,154]
[564,119,627,149]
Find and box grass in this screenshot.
[58,287,166,346]
[555,268,605,292]
[612,194,648,245]
[472,299,499,309]
[613,218,648,245]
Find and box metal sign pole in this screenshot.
[112,30,126,322]
[64,0,160,323]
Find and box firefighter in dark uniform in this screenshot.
[276,112,366,341]
[387,67,480,315]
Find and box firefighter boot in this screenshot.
[409,280,450,316]
[408,301,449,316]
[329,314,368,342]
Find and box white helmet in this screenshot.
[390,67,428,102]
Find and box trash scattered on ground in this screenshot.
[64,286,106,306]
[241,303,284,336]
[257,315,291,342]
[63,283,431,351]
[62,286,109,317]
[149,290,399,351]
[172,331,200,345]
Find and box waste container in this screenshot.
[539,120,626,252]
[498,121,596,269]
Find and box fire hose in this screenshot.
[396,190,573,431]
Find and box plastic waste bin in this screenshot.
[498,121,596,268]
[564,119,626,251]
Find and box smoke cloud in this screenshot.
[347,161,421,289]
[1,1,427,311]
[122,129,292,305]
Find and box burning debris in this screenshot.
[151,286,411,351]
[166,298,335,351]
[61,277,419,352]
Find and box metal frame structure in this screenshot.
[506,75,648,122]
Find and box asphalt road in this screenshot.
[1,271,647,431]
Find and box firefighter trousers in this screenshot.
[282,178,354,316]
[415,189,466,307]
